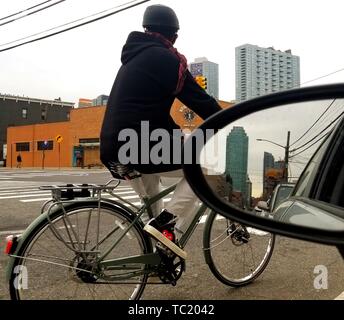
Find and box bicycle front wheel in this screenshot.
[9,201,152,300]
[203,211,275,287]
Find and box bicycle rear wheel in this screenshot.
[9,201,152,300]
[203,211,275,287]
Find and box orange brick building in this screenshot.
[7,99,233,168]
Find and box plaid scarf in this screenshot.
[146,32,188,95]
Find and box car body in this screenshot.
[273,115,344,231]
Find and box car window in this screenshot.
[293,136,330,198]
[318,128,344,208]
[274,186,293,209]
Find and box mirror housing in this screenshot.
[183,83,344,246]
[257,201,269,212]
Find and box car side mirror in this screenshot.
[183,83,344,248]
[257,201,269,212]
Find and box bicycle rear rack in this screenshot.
[39,179,121,201]
[37,179,126,256]
[38,179,124,216]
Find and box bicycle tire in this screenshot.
[203,211,275,287]
[9,200,153,300]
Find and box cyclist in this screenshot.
[100,4,222,259]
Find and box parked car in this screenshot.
[257,183,295,213]
[272,119,344,230]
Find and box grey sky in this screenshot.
[1,0,344,104]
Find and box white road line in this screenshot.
[109,194,141,200]
[335,292,344,300]
[20,193,142,203]
[0,185,42,190]
[0,188,136,200]
[0,190,49,196]
[0,193,51,200]
[21,198,52,203]
[109,190,136,195]
[0,230,25,236]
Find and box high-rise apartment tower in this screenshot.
[189,57,219,99]
[235,44,300,102]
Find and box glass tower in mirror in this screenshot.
[200,99,344,231]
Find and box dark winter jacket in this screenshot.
[100,31,222,174]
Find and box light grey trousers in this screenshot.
[129,169,201,235]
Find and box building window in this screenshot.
[37,140,53,151]
[16,142,30,152]
[79,138,100,144]
[22,108,28,119]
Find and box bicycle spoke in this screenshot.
[11,204,150,300]
[204,213,275,286]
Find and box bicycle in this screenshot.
[6,178,275,300]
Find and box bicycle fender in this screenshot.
[202,210,217,265]
[6,211,50,282]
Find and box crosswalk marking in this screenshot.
[0,230,26,236]
[21,197,56,203]
[0,184,43,190]
[0,180,268,238]
[20,194,151,203]
[0,190,51,196]
[0,172,91,178]
[0,193,51,200]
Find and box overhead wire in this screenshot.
[0,0,53,21]
[312,101,343,132]
[289,111,344,153]
[0,0,66,27]
[300,67,344,86]
[289,99,336,147]
[0,0,150,53]
[289,131,331,159]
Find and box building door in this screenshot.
[73,146,84,167]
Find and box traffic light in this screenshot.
[195,76,207,90]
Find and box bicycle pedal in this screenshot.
[144,224,187,260]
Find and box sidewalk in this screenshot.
[0,166,106,171]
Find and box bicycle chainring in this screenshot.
[156,247,185,286]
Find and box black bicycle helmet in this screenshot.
[142,4,179,30]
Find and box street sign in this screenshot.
[55,135,63,143]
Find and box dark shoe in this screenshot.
[144,210,187,260]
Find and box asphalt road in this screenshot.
[0,168,343,300]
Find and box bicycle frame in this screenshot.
[6,179,209,283]
[98,181,208,273]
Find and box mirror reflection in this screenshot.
[200,98,344,231]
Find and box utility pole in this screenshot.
[284,131,290,183]
[257,130,291,185]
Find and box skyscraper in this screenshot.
[235,44,300,102]
[263,152,286,198]
[189,57,219,99]
[225,127,249,197]
[263,152,275,195]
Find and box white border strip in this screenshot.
[335,292,344,300]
